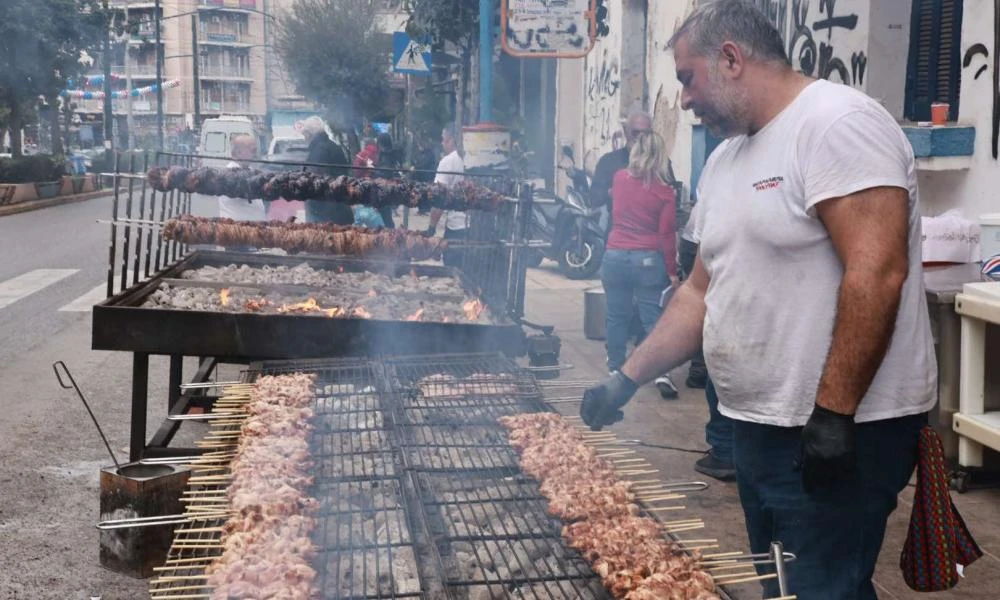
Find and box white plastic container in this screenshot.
[982,213,1000,261]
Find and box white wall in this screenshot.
[919,0,1000,220]
[866,1,911,119]
[581,0,626,172]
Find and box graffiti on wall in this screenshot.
[584,46,624,167]
[752,0,789,44]
[789,0,866,86]
[962,0,1000,160]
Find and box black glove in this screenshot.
[798,404,857,494]
[422,225,437,238]
[580,371,639,431]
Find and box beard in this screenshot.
[697,65,752,138]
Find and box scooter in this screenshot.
[526,146,606,280]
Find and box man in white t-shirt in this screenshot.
[424,126,466,267]
[579,2,936,597]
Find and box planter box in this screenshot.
[35,181,61,199]
[0,183,39,205]
[61,175,95,195]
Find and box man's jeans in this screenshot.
[601,249,668,371]
[732,412,926,599]
[704,379,734,463]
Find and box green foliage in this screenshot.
[0,0,106,156]
[404,0,478,49]
[276,0,392,123]
[0,155,66,183]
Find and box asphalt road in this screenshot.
[0,194,218,599]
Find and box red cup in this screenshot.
[931,102,950,125]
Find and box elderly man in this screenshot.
[580,2,936,597]
[591,111,653,212]
[300,116,353,225]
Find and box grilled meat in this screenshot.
[161,215,448,261]
[147,165,506,211]
[498,413,720,600]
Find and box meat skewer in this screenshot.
[147,165,507,212]
[498,413,721,600]
[161,215,448,260]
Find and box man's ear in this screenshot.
[720,41,745,77]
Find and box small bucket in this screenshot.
[931,102,950,125]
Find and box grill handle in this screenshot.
[53,361,120,469]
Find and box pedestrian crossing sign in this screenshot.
[393,32,432,76]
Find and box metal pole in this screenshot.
[103,0,113,148]
[191,14,201,129]
[478,0,492,122]
[125,1,134,152]
[155,0,164,150]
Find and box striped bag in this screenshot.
[899,426,982,591]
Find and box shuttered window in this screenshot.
[905,0,964,121]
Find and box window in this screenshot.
[204,132,227,153]
[904,0,963,121]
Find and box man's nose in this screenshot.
[680,89,692,111]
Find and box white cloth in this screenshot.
[218,161,266,221]
[694,79,936,427]
[434,150,468,231]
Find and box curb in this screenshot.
[0,190,111,218]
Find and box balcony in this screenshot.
[199,31,258,45]
[202,101,252,114]
[200,65,253,80]
[111,65,159,80]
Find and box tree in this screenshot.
[0,0,105,157]
[404,0,480,127]
[276,0,391,125]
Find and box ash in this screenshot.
[141,263,492,323]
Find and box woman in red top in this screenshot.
[602,130,677,378]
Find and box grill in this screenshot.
[93,151,547,461]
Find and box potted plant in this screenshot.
[0,155,66,201]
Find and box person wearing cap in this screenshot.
[580,2,935,597]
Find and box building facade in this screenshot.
[555,0,994,221]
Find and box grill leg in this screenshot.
[129,352,150,462]
[167,354,182,411]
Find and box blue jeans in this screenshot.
[732,412,926,599]
[601,249,668,371]
[704,379,734,463]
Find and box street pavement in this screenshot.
[0,195,998,598]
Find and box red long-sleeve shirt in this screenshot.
[607,170,677,276]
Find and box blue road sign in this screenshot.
[392,32,432,76]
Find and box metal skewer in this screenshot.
[53,361,119,469]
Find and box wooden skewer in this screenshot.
[163,556,218,564]
[171,544,224,549]
[611,458,646,464]
[640,494,686,502]
[682,544,719,551]
[184,489,230,495]
[646,505,686,511]
[768,596,797,600]
[664,524,705,533]
[178,526,225,533]
[149,594,212,600]
[597,450,635,458]
[675,538,717,544]
[711,570,760,580]
[702,551,745,559]
[617,469,659,476]
[188,474,234,481]
[713,573,777,586]
[148,585,210,593]
[706,563,762,572]
[153,574,210,582]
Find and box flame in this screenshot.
[405,308,425,322]
[278,297,320,313]
[324,307,344,317]
[219,288,231,307]
[463,298,485,321]
[353,307,373,319]
[442,316,451,323]
[244,298,271,312]
[368,289,377,298]
[338,266,344,273]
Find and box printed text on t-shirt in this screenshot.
[752,176,784,192]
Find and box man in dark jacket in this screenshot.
[590,111,653,211]
[301,116,353,225]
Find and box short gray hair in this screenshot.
[301,116,327,136]
[669,0,789,66]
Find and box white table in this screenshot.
[954,281,1000,467]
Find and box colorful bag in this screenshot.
[899,426,982,591]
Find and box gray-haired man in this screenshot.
[579,1,935,597]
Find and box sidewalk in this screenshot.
[0,189,110,218]
[521,265,1000,599]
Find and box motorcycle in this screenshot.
[526,146,606,280]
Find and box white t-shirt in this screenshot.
[218,161,266,221]
[434,150,468,231]
[694,79,937,427]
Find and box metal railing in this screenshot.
[199,65,252,78]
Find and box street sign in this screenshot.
[501,0,597,58]
[392,32,432,76]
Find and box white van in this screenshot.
[199,116,256,167]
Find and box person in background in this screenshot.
[353,205,385,229]
[592,111,653,214]
[410,135,439,215]
[218,134,266,251]
[301,116,353,225]
[602,130,678,386]
[375,133,402,228]
[424,126,466,267]
[353,137,379,178]
[581,2,935,596]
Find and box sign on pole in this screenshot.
[392,32,433,76]
[501,0,597,58]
